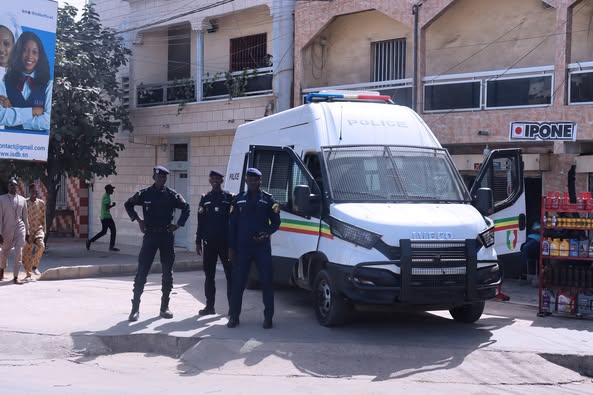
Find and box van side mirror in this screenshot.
[474,187,494,216]
[293,185,312,214]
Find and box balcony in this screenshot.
[135,68,273,108]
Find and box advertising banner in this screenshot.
[0,0,58,161]
[509,121,577,142]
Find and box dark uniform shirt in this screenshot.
[196,190,233,243]
[228,190,281,249]
[124,185,190,229]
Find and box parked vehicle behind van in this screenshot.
[225,91,523,326]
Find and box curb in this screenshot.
[39,260,203,281]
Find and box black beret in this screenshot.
[246,167,262,177]
[209,170,224,178]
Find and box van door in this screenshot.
[248,145,323,282]
[470,149,526,262]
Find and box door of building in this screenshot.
[171,170,190,248]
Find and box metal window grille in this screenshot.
[56,175,68,209]
[371,38,406,82]
[230,33,267,72]
[121,76,130,110]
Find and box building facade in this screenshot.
[295,0,593,230]
[92,0,294,248]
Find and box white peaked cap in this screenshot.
[0,13,22,42]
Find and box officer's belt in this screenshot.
[145,226,170,233]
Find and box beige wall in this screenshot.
[203,5,272,76]
[132,30,169,85]
[301,10,411,88]
[425,0,556,75]
[571,0,593,63]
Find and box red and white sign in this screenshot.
[510,121,577,141]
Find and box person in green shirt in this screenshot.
[86,184,119,251]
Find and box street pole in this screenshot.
[412,2,422,112]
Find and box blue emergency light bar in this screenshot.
[304,92,392,104]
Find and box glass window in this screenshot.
[424,81,481,112]
[570,71,593,104]
[474,156,520,209]
[173,144,188,162]
[486,75,552,108]
[168,26,191,80]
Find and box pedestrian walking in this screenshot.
[196,170,233,316]
[0,178,29,284]
[87,184,119,251]
[124,166,190,322]
[23,183,45,278]
[227,168,280,329]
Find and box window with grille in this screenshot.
[230,33,267,72]
[121,76,130,110]
[56,175,68,209]
[371,38,406,82]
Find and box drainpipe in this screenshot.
[412,2,422,112]
[195,29,204,102]
[272,0,295,112]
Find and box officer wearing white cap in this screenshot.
[196,169,233,315]
[124,165,191,321]
[227,167,281,329]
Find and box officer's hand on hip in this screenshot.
[196,241,202,256]
[137,219,145,233]
[228,248,235,263]
[167,224,179,232]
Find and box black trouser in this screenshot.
[203,239,232,309]
[132,231,175,309]
[90,218,116,248]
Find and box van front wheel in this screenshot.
[313,270,350,326]
[449,301,485,323]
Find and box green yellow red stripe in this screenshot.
[279,219,333,239]
[494,216,519,232]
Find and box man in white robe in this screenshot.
[0,178,29,284]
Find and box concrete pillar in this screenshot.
[272,0,295,112]
[553,2,571,107]
[195,29,204,102]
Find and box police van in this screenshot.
[225,91,524,326]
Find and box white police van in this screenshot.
[225,91,524,326]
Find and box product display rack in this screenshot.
[538,196,593,318]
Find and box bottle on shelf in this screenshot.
[577,192,585,210]
[562,191,570,210]
[551,215,557,227]
[551,191,560,210]
[586,192,593,211]
[550,238,560,256]
[545,191,553,209]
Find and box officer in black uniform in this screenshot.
[124,165,191,322]
[227,167,281,329]
[196,169,233,316]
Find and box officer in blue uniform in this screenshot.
[196,169,233,316]
[227,168,281,329]
[124,166,191,322]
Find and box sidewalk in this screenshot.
[36,237,201,280]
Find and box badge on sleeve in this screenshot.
[229,205,234,214]
[198,206,204,214]
[272,203,280,213]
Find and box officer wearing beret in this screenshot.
[227,167,281,329]
[196,169,233,316]
[124,166,191,322]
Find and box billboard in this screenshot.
[0,0,57,161]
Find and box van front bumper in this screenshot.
[326,239,501,307]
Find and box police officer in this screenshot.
[227,168,281,329]
[196,169,233,316]
[124,166,191,322]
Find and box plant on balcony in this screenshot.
[203,68,258,99]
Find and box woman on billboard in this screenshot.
[0,31,52,131]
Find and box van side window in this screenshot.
[475,156,521,210]
[253,148,320,217]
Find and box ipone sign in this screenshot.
[510,121,577,141]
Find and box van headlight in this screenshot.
[478,220,495,249]
[329,217,382,249]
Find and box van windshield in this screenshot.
[322,145,471,203]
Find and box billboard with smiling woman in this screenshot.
[0,0,57,161]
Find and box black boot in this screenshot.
[160,298,173,319]
[199,306,216,316]
[128,299,140,322]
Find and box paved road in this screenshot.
[1,270,592,394]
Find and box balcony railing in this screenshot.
[202,67,273,100]
[302,78,413,107]
[135,67,273,108]
[137,80,196,108]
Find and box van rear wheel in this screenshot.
[313,270,350,326]
[449,301,485,323]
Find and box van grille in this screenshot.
[409,241,467,287]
